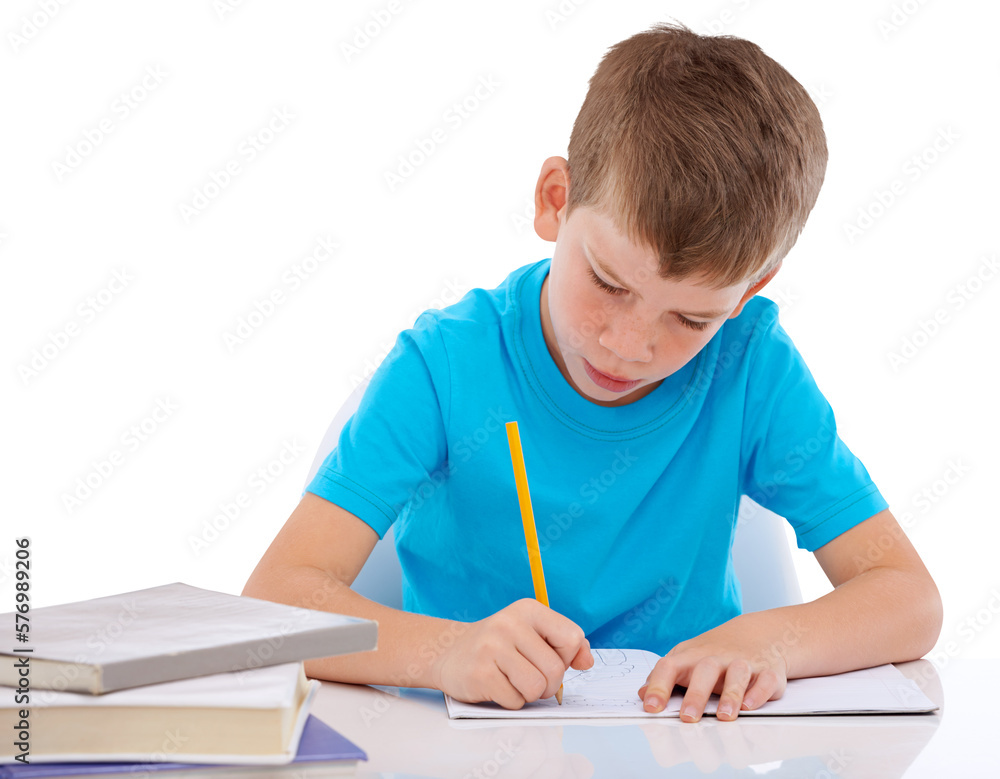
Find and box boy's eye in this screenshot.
[587,267,710,332]
[677,316,709,331]
[587,267,626,296]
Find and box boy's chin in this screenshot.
[582,380,649,405]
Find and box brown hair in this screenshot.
[566,21,827,290]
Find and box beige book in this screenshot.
[1,662,318,764]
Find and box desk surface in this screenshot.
[309,659,992,778]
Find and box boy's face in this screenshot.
[539,205,762,407]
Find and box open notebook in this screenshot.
[445,648,938,719]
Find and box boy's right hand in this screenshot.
[432,598,593,709]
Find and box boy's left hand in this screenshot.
[637,612,789,722]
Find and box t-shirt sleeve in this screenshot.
[305,315,450,538]
[739,307,888,551]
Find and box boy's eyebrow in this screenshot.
[591,256,731,319]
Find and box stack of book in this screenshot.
[0,583,378,776]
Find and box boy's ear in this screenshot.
[729,262,782,318]
[534,156,570,242]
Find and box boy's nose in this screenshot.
[598,319,654,364]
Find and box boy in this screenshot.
[243,22,941,722]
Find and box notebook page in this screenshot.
[445,649,937,718]
[446,648,671,718]
[713,665,937,716]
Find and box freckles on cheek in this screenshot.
[652,329,710,370]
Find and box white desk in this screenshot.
[309,659,994,778]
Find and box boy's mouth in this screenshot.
[583,359,641,392]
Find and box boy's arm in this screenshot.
[242,492,593,709]
[638,508,942,721]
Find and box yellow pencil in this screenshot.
[505,420,563,705]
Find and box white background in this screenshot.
[2,0,997,660]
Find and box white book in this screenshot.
[445,648,938,718]
[1,662,318,764]
[0,582,377,694]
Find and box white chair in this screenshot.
[304,376,802,614]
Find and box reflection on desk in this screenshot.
[309,659,994,777]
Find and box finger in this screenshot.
[714,660,753,721]
[492,651,544,709]
[516,604,592,698]
[679,660,725,722]
[515,633,566,703]
[569,640,594,670]
[526,603,591,669]
[741,667,787,711]
[639,659,679,713]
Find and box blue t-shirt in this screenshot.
[306,258,888,654]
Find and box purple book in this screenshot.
[0,715,366,778]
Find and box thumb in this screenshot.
[570,640,594,670]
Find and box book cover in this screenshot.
[0,582,377,694]
[0,714,365,777]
